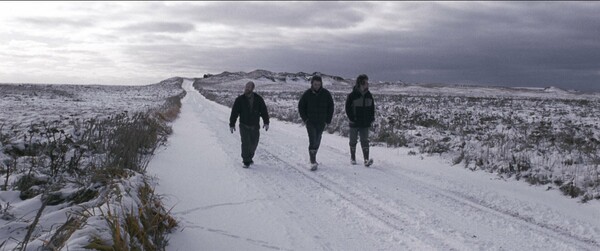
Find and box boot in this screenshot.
[362,147,373,167]
[309,150,317,164]
[309,150,318,171]
[350,146,357,165]
[362,147,369,160]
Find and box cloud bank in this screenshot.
[0,2,598,91]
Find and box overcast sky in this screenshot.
[1,1,599,91]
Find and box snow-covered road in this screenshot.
[147,80,600,250]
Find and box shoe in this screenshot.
[364,159,373,167]
[243,161,251,168]
[310,162,318,171]
[351,159,357,165]
[309,150,317,164]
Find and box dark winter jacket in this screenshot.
[298,87,334,125]
[230,93,269,128]
[345,87,375,128]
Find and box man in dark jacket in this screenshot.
[298,75,334,171]
[345,74,375,166]
[230,81,270,168]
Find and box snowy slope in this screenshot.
[147,80,600,250]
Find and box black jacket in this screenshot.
[345,87,375,128]
[230,93,269,128]
[298,87,334,125]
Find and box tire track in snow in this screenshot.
[243,118,599,249]
[260,135,499,249]
[186,84,345,250]
[366,157,600,250]
[187,81,600,250]
[318,143,600,250]
[189,84,432,249]
[256,148,457,250]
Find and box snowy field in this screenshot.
[1,77,183,140]
[2,71,600,250]
[0,78,184,250]
[149,79,600,250]
[196,70,600,202]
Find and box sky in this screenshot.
[0,1,599,91]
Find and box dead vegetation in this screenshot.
[0,78,185,250]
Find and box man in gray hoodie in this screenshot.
[345,74,375,167]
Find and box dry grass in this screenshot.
[85,180,177,251]
[0,79,185,249]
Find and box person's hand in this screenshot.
[230,127,235,134]
[263,124,269,131]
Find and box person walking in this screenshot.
[230,81,270,168]
[345,74,375,167]
[298,75,334,171]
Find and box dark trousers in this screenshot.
[306,122,325,164]
[349,127,369,149]
[349,127,370,160]
[239,124,260,163]
[306,122,326,151]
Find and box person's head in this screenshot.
[244,81,255,95]
[310,75,323,91]
[355,74,369,92]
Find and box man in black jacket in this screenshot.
[298,75,334,171]
[345,74,375,166]
[230,81,270,168]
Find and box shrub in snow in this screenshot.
[195,77,600,202]
[0,77,184,250]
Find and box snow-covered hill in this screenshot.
[198,69,353,91]
[147,79,600,250]
[197,70,600,100]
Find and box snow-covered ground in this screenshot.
[148,80,600,250]
[0,79,184,250]
[197,71,600,202]
[0,78,183,139]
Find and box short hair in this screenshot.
[356,74,369,86]
[246,81,255,88]
[310,75,322,84]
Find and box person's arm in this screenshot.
[326,91,334,124]
[259,96,270,125]
[298,92,308,122]
[369,94,375,124]
[345,93,354,122]
[229,97,240,128]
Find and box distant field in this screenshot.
[195,76,600,202]
[0,78,184,140]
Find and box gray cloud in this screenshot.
[17,16,94,28]
[119,22,195,33]
[164,2,369,29]
[3,1,600,91]
[305,2,600,91]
